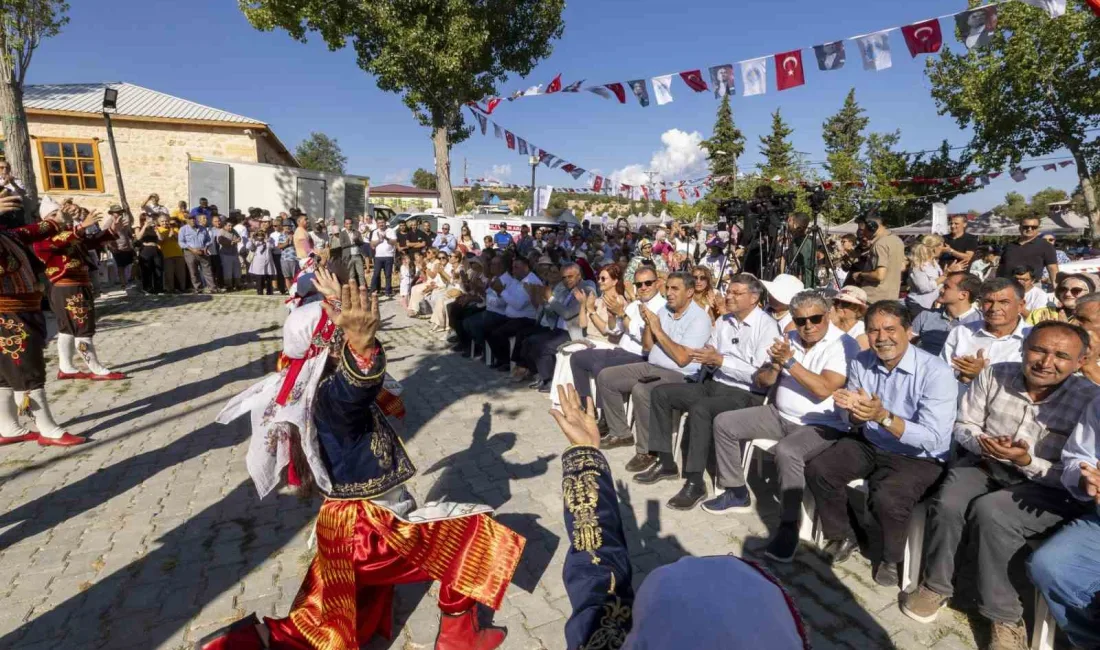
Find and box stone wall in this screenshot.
[24,115,293,213]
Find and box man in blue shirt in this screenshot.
[189,197,212,219]
[910,271,983,356]
[807,300,956,588]
[493,222,514,250]
[431,223,457,254]
[178,213,216,293]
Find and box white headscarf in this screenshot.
[38,196,61,219]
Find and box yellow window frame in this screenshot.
[37,138,104,193]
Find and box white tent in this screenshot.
[826,210,1089,238]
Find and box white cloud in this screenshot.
[383,168,411,184]
[611,129,708,185]
[490,164,512,178]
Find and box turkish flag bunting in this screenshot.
[901,19,943,57]
[1088,0,1100,17]
[1043,163,1057,171]
[1059,161,1074,168]
[485,98,502,114]
[604,83,627,104]
[592,176,603,192]
[679,70,709,92]
[988,172,1002,179]
[774,50,806,91]
[678,187,688,200]
[561,163,576,173]
[660,189,668,203]
[694,187,701,198]
[821,182,834,190]
[547,74,562,93]
[505,131,515,150]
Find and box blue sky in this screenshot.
[26,0,1083,213]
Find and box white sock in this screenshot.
[57,333,79,374]
[18,388,64,439]
[75,337,112,375]
[0,387,30,438]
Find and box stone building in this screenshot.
[370,183,441,211]
[0,82,296,213]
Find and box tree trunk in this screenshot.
[1069,150,1100,243]
[0,80,39,220]
[433,126,456,217]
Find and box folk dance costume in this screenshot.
[33,205,126,381]
[201,300,524,650]
[0,198,84,447]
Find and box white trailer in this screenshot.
[187,156,370,223]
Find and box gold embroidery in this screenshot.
[370,408,393,470]
[0,317,28,361]
[65,293,89,327]
[563,447,609,474]
[563,471,602,562]
[45,266,59,277]
[581,594,631,650]
[65,259,83,270]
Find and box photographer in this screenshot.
[848,214,905,303]
[781,212,816,289]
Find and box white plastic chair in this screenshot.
[1031,591,1056,650]
[741,438,816,543]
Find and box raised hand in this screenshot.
[768,337,794,366]
[0,195,20,215]
[550,384,600,448]
[322,279,379,356]
[312,265,342,300]
[951,348,988,382]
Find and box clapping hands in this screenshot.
[833,388,886,424]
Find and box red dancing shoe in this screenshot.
[90,371,128,381]
[0,432,39,445]
[435,609,506,650]
[37,432,86,447]
[56,370,90,380]
[193,613,265,650]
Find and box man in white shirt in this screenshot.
[457,256,508,359]
[1011,266,1050,315]
[640,275,781,510]
[597,272,713,472]
[569,267,666,417]
[941,278,1030,389]
[369,214,397,297]
[486,257,544,371]
[705,291,861,561]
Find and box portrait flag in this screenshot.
[855,31,893,71]
[563,79,585,92]
[546,74,562,94]
[956,6,998,51]
[604,83,627,104]
[551,158,565,169]
[592,175,604,192]
[900,19,943,57]
[473,110,487,135]
[627,79,650,107]
[517,138,528,155]
[541,153,556,167]
[652,74,674,105]
[1010,167,1031,182]
[1020,0,1066,18]
[569,167,586,180]
[774,50,806,91]
[741,58,768,96]
[813,41,846,71]
[679,69,709,93]
[586,86,612,100]
[505,131,516,150]
[708,64,735,98]
[493,123,503,139]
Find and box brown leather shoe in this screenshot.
[601,434,634,450]
[624,453,657,473]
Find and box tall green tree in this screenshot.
[411,167,437,190]
[239,0,565,217]
[759,109,796,180]
[294,132,347,174]
[700,94,746,207]
[821,89,869,223]
[927,0,1100,238]
[0,0,69,216]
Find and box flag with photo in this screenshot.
[569,167,586,180]
[855,31,893,71]
[517,138,528,155]
[1021,0,1066,18]
[1059,160,1074,168]
[1010,167,1031,182]
[956,6,998,51]
[493,123,503,139]
[774,50,806,91]
[652,74,674,105]
[813,41,846,71]
[586,86,612,100]
[563,79,585,92]
[741,58,768,96]
[627,79,651,107]
[679,69,709,92]
[473,110,487,135]
[900,19,943,57]
[1042,163,1057,171]
[708,64,735,98]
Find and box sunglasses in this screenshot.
[599,275,613,282]
[793,314,826,327]
[1020,225,1039,231]
[692,274,707,280]
[634,280,656,288]
[1057,286,1087,296]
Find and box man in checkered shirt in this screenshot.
[901,321,1100,650]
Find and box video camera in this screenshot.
[716,186,797,242]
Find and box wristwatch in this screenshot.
[879,412,894,428]
[782,357,796,370]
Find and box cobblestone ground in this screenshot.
[0,291,1039,649]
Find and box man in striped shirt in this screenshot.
[901,321,1099,650]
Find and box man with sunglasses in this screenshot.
[596,272,712,470]
[997,217,1059,284]
[639,274,782,510]
[569,267,666,434]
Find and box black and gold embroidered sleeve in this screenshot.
[561,446,633,649]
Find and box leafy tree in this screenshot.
[0,0,69,216]
[821,89,869,223]
[759,109,796,180]
[411,167,437,190]
[927,0,1100,239]
[700,94,746,207]
[997,187,1070,220]
[294,131,347,174]
[865,131,909,225]
[239,0,565,217]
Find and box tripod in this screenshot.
[785,212,841,290]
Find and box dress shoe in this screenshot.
[873,561,899,588]
[601,434,633,450]
[764,523,800,563]
[527,379,542,389]
[56,370,89,380]
[435,608,506,650]
[821,537,859,565]
[597,415,610,437]
[537,381,552,394]
[0,432,39,445]
[38,432,86,447]
[193,613,265,650]
[633,461,679,485]
[624,453,657,473]
[90,372,127,381]
[491,363,510,373]
[666,481,708,510]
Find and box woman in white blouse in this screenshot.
[906,234,957,317]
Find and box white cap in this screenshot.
[38,196,61,219]
[761,274,805,305]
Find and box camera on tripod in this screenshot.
[716,186,796,241]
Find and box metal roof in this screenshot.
[23,82,266,125]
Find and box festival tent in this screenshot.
[826,211,1089,237]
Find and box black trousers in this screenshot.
[521,328,570,381]
[49,284,95,336]
[807,436,945,564]
[461,310,506,350]
[450,303,482,339]
[371,256,394,295]
[272,259,288,294]
[253,273,272,295]
[486,317,538,366]
[0,311,46,390]
[568,348,643,401]
[648,380,765,474]
[138,246,163,294]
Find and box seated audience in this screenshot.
[1027,272,1096,325]
[690,265,719,321]
[705,291,861,562]
[486,257,543,371]
[1012,266,1050,316]
[597,272,712,469]
[941,278,1030,388]
[910,271,982,356]
[518,263,595,392]
[1072,291,1100,385]
[640,275,782,509]
[829,286,870,350]
[549,265,625,405]
[807,301,956,587]
[901,322,1097,649]
[762,274,804,333]
[455,256,508,358]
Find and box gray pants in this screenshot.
[345,255,365,286]
[922,456,1088,624]
[713,404,843,524]
[596,362,686,453]
[280,258,299,282]
[183,251,215,291]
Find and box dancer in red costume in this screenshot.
[200,272,523,650]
